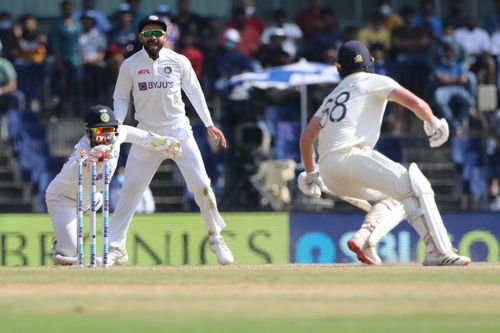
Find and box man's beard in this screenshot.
[144,41,163,60]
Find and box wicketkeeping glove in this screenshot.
[424,118,449,148]
[146,132,182,159]
[298,171,325,199]
[88,144,112,161]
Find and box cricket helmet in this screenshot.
[84,105,119,147]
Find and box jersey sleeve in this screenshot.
[369,74,400,99]
[179,55,214,127]
[119,125,151,146]
[113,60,133,123]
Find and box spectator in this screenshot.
[0,11,20,61]
[14,14,47,113]
[358,11,391,51]
[177,33,204,77]
[79,10,108,110]
[174,0,207,40]
[430,43,475,136]
[107,3,136,80]
[50,0,83,116]
[0,42,24,112]
[73,0,111,33]
[256,28,292,68]
[127,0,146,32]
[261,9,302,58]
[307,8,341,61]
[224,6,261,58]
[454,15,496,85]
[295,0,324,42]
[391,5,431,97]
[443,0,468,29]
[155,4,180,50]
[413,0,442,41]
[226,0,264,35]
[485,0,500,34]
[376,0,402,31]
[214,29,254,97]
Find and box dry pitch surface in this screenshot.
[0,263,499,333]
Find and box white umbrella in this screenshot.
[230,58,340,130]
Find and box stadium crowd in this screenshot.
[0,0,499,211]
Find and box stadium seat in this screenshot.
[375,136,404,164]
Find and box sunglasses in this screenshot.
[89,127,116,134]
[141,29,165,38]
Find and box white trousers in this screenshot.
[45,192,101,257]
[319,147,412,202]
[109,133,225,248]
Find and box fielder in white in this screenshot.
[46,105,181,265]
[109,15,234,266]
[299,40,471,266]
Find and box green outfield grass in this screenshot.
[0,264,499,333]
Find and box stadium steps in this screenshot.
[0,141,33,212]
[403,136,461,211]
[150,160,186,211]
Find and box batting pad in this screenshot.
[405,163,453,253]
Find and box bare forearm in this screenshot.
[389,86,435,123]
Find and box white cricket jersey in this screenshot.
[45,125,154,204]
[113,47,213,140]
[314,72,399,162]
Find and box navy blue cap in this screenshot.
[84,105,118,128]
[336,40,373,77]
[137,14,167,33]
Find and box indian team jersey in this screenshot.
[45,125,154,204]
[113,48,213,140]
[314,72,399,162]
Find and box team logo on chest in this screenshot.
[163,66,172,74]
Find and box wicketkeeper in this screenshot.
[46,105,181,265]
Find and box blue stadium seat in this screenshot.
[375,136,404,164]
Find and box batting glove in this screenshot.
[298,171,324,199]
[424,118,449,148]
[88,145,112,161]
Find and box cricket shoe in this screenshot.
[51,237,77,266]
[209,236,234,265]
[347,233,382,265]
[97,246,128,267]
[423,250,472,266]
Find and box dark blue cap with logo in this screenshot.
[84,105,118,128]
[336,40,373,78]
[137,14,167,33]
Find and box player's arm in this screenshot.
[113,61,133,123]
[180,57,227,148]
[121,125,182,157]
[389,86,449,147]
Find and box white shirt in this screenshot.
[113,47,213,140]
[46,125,155,204]
[314,72,399,161]
[453,27,492,55]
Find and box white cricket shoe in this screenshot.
[51,237,77,266]
[209,236,234,265]
[347,233,382,265]
[423,251,472,266]
[97,246,128,267]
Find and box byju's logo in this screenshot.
[138,81,174,91]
